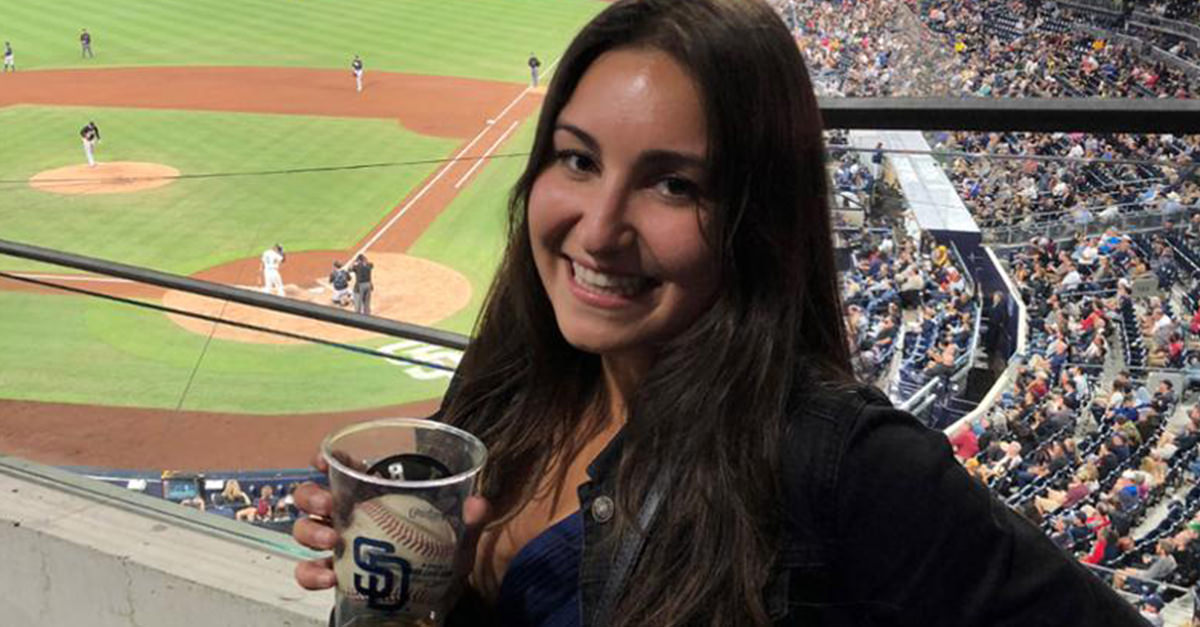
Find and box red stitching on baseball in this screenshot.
[359,500,455,561]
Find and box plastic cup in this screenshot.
[322,418,486,627]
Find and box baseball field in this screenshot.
[0,0,606,470]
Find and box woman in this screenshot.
[214,478,250,510]
[293,0,1143,624]
[236,483,273,523]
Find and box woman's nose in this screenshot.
[578,184,636,255]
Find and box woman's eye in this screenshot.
[556,150,596,175]
[655,176,701,202]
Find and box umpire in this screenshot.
[351,254,374,316]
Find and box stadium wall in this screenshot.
[0,460,329,626]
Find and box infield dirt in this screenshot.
[29,162,181,195]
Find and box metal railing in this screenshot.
[0,238,469,357]
[819,97,1200,133]
[984,208,1194,247]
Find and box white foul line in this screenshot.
[354,56,560,258]
[454,120,520,190]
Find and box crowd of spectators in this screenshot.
[828,131,885,211]
[1135,0,1199,22]
[772,0,1200,237]
[841,226,978,395]
[914,0,1200,98]
[796,0,1200,614]
[172,477,301,527]
[1124,21,1200,67]
[914,0,1200,232]
[775,0,1200,100]
[771,0,959,96]
[944,227,1200,617]
[936,131,1200,230]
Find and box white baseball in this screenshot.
[334,493,458,617]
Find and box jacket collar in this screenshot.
[586,428,626,481]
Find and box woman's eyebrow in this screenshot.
[555,124,600,154]
[556,123,705,171]
[637,149,706,172]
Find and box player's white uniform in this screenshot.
[352,58,364,92]
[261,248,285,296]
[80,124,99,167]
[3,47,13,72]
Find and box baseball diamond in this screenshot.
[0,0,609,471]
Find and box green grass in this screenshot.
[408,119,537,335]
[0,105,457,274]
[3,0,604,82]
[0,0,582,413]
[0,289,451,413]
[0,111,526,412]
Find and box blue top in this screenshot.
[495,511,583,627]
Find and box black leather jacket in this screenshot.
[451,384,1147,626]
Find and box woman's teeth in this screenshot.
[572,261,649,296]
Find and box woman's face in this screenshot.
[528,48,718,362]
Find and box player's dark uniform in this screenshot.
[80,122,101,166]
[329,265,351,306]
[528,54,541,87]
[352,256,374,315]
[80,30,93,58]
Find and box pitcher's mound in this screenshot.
[30,162,180,195]
[161,253,473,345]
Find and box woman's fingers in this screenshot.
[295,557,337,590]
[454,496,492,576]
[293,482,333,517]
[463,495,492,533]
[312,450,330,474]
[293,515,339,551]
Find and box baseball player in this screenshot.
[80,29,93,58]
[3,42,14,72]
[329,261,352,307]
[351,55,364,92]
[351,254,374,315]
[528,53,541,87]
[261,244,285,297]
[80,121,101,167]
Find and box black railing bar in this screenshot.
[0,271,458,372]
[984,199,1171,226]
[0,153,532,187]
[829,144,1200,169]
[1080,562,1193,595]
[820,97,1200,133]
[1053,360,1187,377]
[1125,365,1189,375]
[0,238,470,351]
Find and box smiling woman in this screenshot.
[291,1,1147,625]
[528,48,719,368]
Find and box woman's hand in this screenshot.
[292,452,338,589]
[292,451,492,591]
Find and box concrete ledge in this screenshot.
[0,458,333,626]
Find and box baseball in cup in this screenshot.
[322,418,487,627]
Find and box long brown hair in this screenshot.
[444,0,852,623]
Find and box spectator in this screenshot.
[213,479,251,510]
